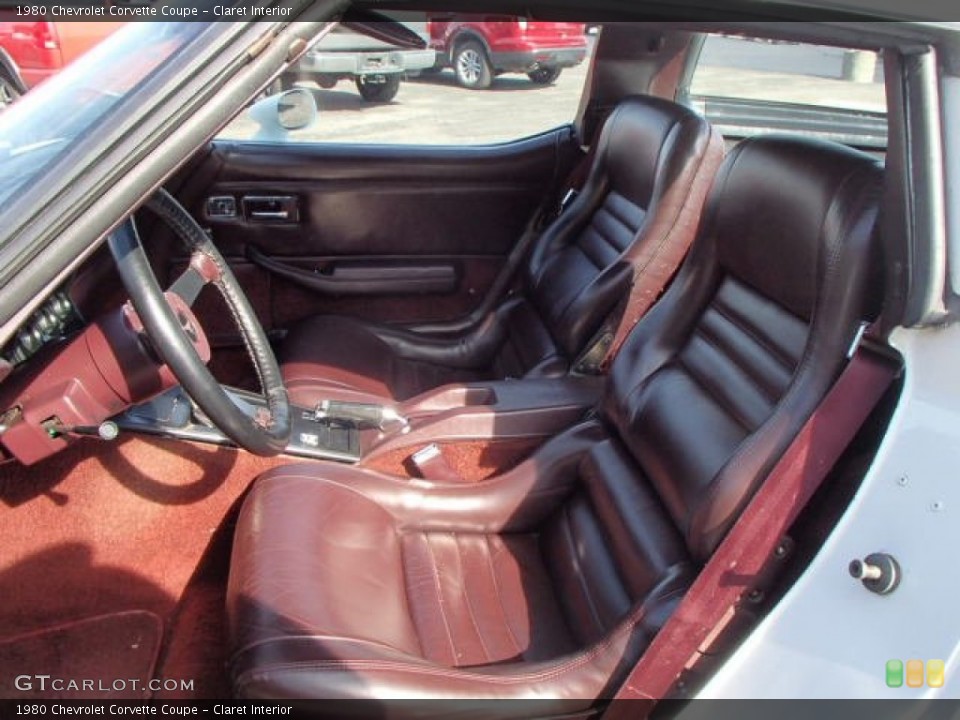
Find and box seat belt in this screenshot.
[597,127,725,371]
[602,338,899,719]
[551,108,611,220]
[409,116,609,337]
[573,127,725,375]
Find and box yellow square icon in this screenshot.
[927,660,945,688]
[906,659,925,688]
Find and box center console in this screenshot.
[114,375,603,478]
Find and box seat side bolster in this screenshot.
[234,565,691,704]
[370,298,519,370]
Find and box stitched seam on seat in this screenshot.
[230,633,415,667]
[397,534,428,658]
[423,533,458,665]
[594,204,634,241]
[454,533,493,664]
[675,354,752,433]
[698,307,791,395]
[484,535,524,657]
[693,324,779,405]
[575,230,613,271]
[586,199,641,257]
[286,377,358,391]
[559,502,605,638]
[592,201,640,253]
[603,191,645,232]
[712,285,799,371]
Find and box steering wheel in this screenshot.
[108,189,291,455]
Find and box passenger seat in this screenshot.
[281,95,724,405]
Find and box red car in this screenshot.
[426,15,587,88]
[0,21,123,108]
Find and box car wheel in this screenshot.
[0,69,23,111]
[454,40,493,89]
[528,67,562,85]
[356,74,401,103]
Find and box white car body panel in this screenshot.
[696,324,960,699]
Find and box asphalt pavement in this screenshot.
[220,33,885,146]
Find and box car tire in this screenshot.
[0,68,23,111]
[528,67,562,85]
[453,40,493,89]
[356,74,401,103]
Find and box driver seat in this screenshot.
[226,137,883,714]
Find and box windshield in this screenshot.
[0,23,206,206]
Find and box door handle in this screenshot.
[241,195,300,224]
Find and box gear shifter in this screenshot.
[313,400,408,432]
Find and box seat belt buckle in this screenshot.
[559,188,579,215]
[847,321,870,359]
[409,443,463,483]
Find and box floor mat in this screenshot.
[0,611,163,700]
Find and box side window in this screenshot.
[217,15,593,146]
[681,34,887,149]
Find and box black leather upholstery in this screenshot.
[227,136,884,714]
[281,95,721,404]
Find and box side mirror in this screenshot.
[276,87,318,130]
[247,88,318,140]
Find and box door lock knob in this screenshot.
[849,553,901,595]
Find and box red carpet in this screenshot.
[0,435,298,698]
[0,611,163,700]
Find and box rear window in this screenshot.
[682,34,887,148]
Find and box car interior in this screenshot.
[0,13,920,714]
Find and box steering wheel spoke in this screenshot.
[168,251,222,306]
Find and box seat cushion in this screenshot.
[227,471,423,665]
[228,425,693,711]
[282,315,485,405]
[229,468,583,675]
[402,531,578,667]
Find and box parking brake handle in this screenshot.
[313,400,407,431]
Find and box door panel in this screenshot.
[171,128,573,338]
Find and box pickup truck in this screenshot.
[276,24,435,103]
[0,21,123,109]
[0,21,434,110]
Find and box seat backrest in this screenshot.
[522,95,722,363]
[602,135,884,562]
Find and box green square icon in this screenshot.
[887,659,904,687]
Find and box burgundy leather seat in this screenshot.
[281,95,723,405]
[227,137,883,714]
